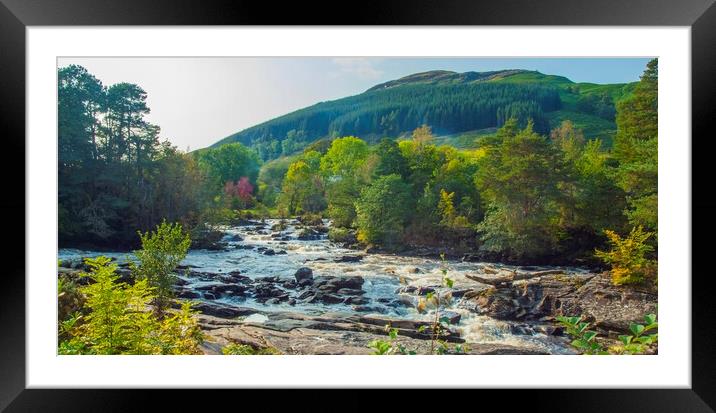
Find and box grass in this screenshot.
[431,128,498,149]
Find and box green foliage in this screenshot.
[368,326,418,355]
[372,138,409,179]
[130,221,191,313]
[327,227,356,244]
[58,273,85,327]
[614,59,658,234]
[355,174,411,246]
[613,314,658,355]
[320,137,371,227]
[221,343,282,355]
[278,151,326,215]
[196,142,261,192]
[256,156,295,207]
[475,120,565,259]
[555,315,608,355]
[58,65,213,248]
[557,313,657,355]
[59,256,204,355]
[595,226,657,286]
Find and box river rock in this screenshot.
[303,292,344,305]
[464,272,657,336]
[192,302,257,318]
[253,284,286,300]
[344,296,369,305]
[294,267,314,284]
[316,275,364,291]
[336,288,365,296]
[281,279,297,289]
[334,255,364,263]
[417,286,436,295]
[352,305,383,312]
[220,272,252,284]
[441,311,462,325]
[178,289,201,299]
[396,285,417,294]
[196,283,247,295]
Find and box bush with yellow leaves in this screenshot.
[595,226,657,286]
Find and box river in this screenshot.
[59,218,583,354]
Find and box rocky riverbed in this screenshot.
[58,218,657,355]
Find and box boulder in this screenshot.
[321,275,364,291]
[294,267,314,284]
[464,272,657,336]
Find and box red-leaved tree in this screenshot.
[224,177,254,208]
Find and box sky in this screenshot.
[57,57,652,151]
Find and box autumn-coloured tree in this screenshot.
[224,176,255,209]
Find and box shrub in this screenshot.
[611,313,658,355]
[152,302,204,355]
[131,220,191,314]
[59,256,204,355]
[595,226,656,285]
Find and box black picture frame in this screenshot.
[1,0,713,410]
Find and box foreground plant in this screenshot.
[59,256,203,355]
[555,315,608,355]
[418,253,459,354]
[611,313,658,355]
[368,326,417,355]
[556,313,658,355]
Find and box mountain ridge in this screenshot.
[208,69,634,160]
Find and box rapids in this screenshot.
[59,218,582,354]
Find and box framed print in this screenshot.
[1,0,714,410]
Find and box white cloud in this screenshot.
[331,58,383,79]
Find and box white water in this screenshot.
[59,218,582,354]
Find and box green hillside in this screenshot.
[211,69,636,160]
